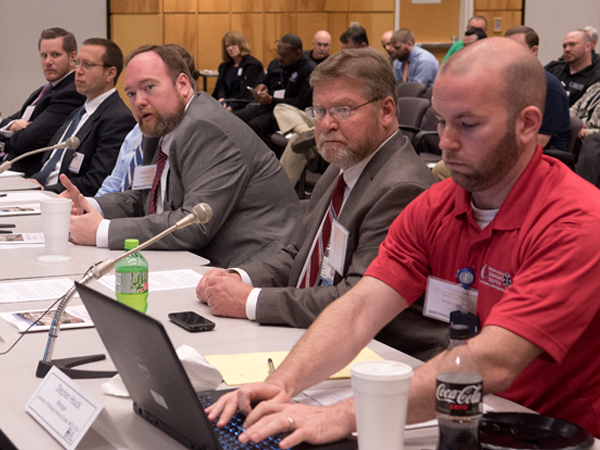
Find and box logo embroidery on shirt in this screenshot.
[480,265,512,292]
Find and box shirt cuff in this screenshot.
[229,268,254,286]
[245,288,262,321]
[86,197,104,215]
[96,219,110,248]
[0,122,14,137]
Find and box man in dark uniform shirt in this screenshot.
[234,34,316,155]
[545,29,600,106]
[303,30,332,65]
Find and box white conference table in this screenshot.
[0,189,597,449]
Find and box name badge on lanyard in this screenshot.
[320,219,349,286]
[132,165,157,190]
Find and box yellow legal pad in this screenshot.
[205,347,383,386]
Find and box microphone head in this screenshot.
[192,203,213,224]
[66,136,80,150]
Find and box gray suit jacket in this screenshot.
[96,92,302,268]
[242,131,448,361]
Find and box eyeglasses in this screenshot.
[305,98,381,120]
[72,59,108,70]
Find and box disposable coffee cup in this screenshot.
[351,360,413,450]
[37,198,72,263]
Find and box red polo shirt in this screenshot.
[366,146,600,436]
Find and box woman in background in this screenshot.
[213,31,264,111]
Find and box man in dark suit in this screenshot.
[63,45,301,268]
[196,48,447,361]
[0,28,85,175]
[32,38,135,196]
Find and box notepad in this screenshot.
[205,347,383,386]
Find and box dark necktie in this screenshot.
[298,174,346,288]
[148,146,168,214]
[31,83,53,106]
[34,107,85,185]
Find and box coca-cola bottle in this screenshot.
[435,324,482,450]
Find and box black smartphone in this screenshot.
[168,311,215,332]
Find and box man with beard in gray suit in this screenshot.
[63,44,301,268]
[196,48,447,361]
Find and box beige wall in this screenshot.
[110,0,395,95]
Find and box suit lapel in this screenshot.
[60,91,118,173]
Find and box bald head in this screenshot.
[440,37,546,119]
[381,30,394,56]
[312,30,332,60]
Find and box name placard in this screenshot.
[25,366,126,449]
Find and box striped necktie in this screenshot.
[33,107,85,185]
[121,136,144,192]
[298,174,346,288]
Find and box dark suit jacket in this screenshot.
[96,92,302,268]
[43,90,136,196]
[1,72,86,175]
[241,131,449,361]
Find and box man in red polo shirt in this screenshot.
[206,38,600,445]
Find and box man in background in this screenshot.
[391,28,439,89]
[442,15,488,63]
[545,29,600,106]
[340,25,369,49]
[505,26,570,151]
[303,30,332,65]
[234,34,315,155]
[0,28,85,175]
[380,30,395,64]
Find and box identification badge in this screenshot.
[68,152,84,173]
[22,105,36,121]
[329,219,349,276]
[273,89,285,99]
[320,245,335,286]
[237,67,243,76]
[132,165,156,190]
[423,276,478,322]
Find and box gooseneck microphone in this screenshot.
[0,137,80,174]
[36,202,213,379]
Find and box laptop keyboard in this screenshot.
[198,394,284,450]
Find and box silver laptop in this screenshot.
[75,282,357,450]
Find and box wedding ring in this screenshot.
[288,417,296,431]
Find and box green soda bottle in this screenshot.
[115,239,148,313]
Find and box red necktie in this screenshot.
[299,174,346,288]
[148,146,167,215]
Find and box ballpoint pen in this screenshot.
[268,358,275,374]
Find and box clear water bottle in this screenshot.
[115,239,148,313]
[435,324,482,450]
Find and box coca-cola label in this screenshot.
[435,377,482,416]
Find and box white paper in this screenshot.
[98,268,202,292]
[0,170,24,179]
[0,204,41,216]
[0,278,74,304]
[0,233,44,248]
[0,305,93,333]
[0,191,50,203]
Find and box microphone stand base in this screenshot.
[36,354,117,379]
